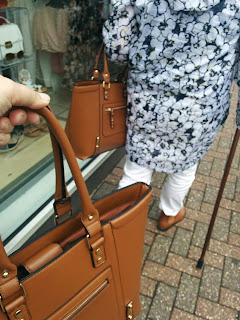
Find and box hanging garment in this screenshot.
[33,6,69,53]
[103,0,240,173]
[63,0,103,88]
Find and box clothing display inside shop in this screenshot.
[0,0,106,201]
[63,0,103,88]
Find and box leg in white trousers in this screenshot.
[118,157,197,216]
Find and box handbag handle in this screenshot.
[92,44,110,86]
[0,107,106,317]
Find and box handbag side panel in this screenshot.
[1,227,122,320]
[110,186,152,318]
[65,81,100,159]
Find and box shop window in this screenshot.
[0,0,117,245]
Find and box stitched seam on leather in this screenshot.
[0,277,20,299]
[109,225,125,316]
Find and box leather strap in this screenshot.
[0,106,105,317]
[92,44,110,87]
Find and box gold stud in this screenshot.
[2,270,8,278]
[88,215,93,221]
[96,248,101,255]
[15,310,23,319]
[97,257,102,264]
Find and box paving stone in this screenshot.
[230,211,240,235]
[186,190,204,210]
[209,239,240,260]
[148,199,161,220]
[175,273,200,313]
[231,152,240,169]
[188,245,224,269]
[166,253,202,278]
[170,228,192,257]
[151,171,166,188]
[146,218,176,238]
[175,217,195,232]
[171,308,204,320]
[222,257,240,293]
[136,295,152,320]
[148,234,172,264]
[203,185,219,205]
[212,157,227,173]
[192,222,208,248]
[185,208,211,224]
[209,138,219,151]
[228,232,240,247]
[196,297,238,320]
[152,187,161,198]
[191,180,206,192]
[148,282,177,320]
[92,182,116,200]
[222,181,235,200]
[142,260,181,287]
[212,217,230,242]
[195,173,220,188]
[197,161,212,176]
[144,230,155,245]
[236,177,240,193]
[140,276,157,298]
[112,167,124,177]
[218,136,232,149]
[199,265,222,302]
[104,174,121,185]
[202,154,214,163]
[220,287,240,311]
[143,244,151,264]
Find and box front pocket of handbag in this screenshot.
[103,102,127,137]
[47,267,120,320]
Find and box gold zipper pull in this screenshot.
[110,109,114,129]
[126,301,133,320]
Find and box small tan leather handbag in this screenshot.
[0,107,152,320]
[65,45,127,160]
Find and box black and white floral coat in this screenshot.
[103,0,240,173]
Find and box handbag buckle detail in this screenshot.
[86,234,106,268]
[54,197,72,225]
[0,284,26,313]
[126,301,133,319]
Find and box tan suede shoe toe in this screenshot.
[157,207,186,231]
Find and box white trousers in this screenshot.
[119,158,198,216]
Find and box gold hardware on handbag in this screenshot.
[65,45,127,160]
[0,107,152,320]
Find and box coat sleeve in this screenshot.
[234,42,240,129]
[102,1,136,65]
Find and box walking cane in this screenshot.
[197,128,240,269]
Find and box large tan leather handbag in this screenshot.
[0,107,152,320]
[65,46,127,160]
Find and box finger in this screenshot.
[0,117,14,133]
[8,109,27,126]
[0,133,11,146]
[26,110,40,124]
[9,80,50,109]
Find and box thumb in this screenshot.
[11,81,50,109]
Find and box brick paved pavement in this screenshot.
[91,83,240,320]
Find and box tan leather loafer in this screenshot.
[157,207,186,231]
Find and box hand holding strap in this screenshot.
[0,106,105,318]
